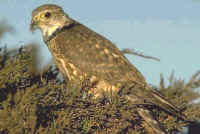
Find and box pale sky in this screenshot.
[0,0,200,86]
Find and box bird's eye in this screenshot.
[44,12,51,18]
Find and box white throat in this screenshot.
[40,24,61,39]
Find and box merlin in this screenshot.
[30,4,185,134]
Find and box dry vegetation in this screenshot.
[0,23,200,134]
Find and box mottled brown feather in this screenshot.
[46,22,183,117]
[31,5,186,133]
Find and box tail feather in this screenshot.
[137,108,166,134]
[125,84,186,120]
[150,89,185,119]
[124,85,188,134]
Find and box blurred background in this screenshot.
[0,0,200,86]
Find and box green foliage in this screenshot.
[0,45,200,134]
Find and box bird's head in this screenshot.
[30,4,73,40]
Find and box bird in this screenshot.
[30,4,185,134]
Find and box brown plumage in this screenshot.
[30,4,185,133]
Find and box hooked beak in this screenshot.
[30,19,37,32]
